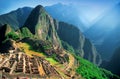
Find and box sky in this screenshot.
[0,0,120,25]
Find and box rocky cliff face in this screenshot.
[24,5,61,49]
[0,24,12,43]
[56,22,102,65]
[83,38,102,65]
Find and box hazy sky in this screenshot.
[0,0,120,25]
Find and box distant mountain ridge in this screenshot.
[0,7,32,29]
[0,3,87,32]
[45,3,87,32]
[84,3,120,60]
[101,47,120,76]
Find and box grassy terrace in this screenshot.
[45,58,58,65]
[16,42,45,57]
[16,42,59,66]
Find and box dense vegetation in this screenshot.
[75,56,120,79]
[61,40,75,53]
[20,38,52,52]
[6,30,19,40]
[61,40,120,79]
[20,27,34,38]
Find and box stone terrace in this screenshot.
[0,52,60,79]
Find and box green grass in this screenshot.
[45,57,58,65]
[17,42,46,57]
[20,27,33,38]
[61,40,75,53]
[75,56,108,79]
[6,30,19,40]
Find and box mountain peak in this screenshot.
[51,3,65,7]
[24,5,61,49]
[33,5,45,14]
[35,5,44,9]
[24,5,47,34]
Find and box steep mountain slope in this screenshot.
[108,47,120,76]
[76,56,120,79]
[56,22,102,65]
[84,3,120,60]
[45,3,86,32]
[101,47,120,76]
[24,5,61,49]
[0,24,14,44]
[0,24,19,52]
[0,7,32,29]
[99,24,120,59]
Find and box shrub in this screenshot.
[20,27,33,38]
[6,31,19,40]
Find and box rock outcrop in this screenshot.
[0,24,12,43]
[24,5,61,49]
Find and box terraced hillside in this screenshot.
[0,39,81,79]
[0,52,61,79]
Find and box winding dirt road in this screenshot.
[66,53,75,71]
